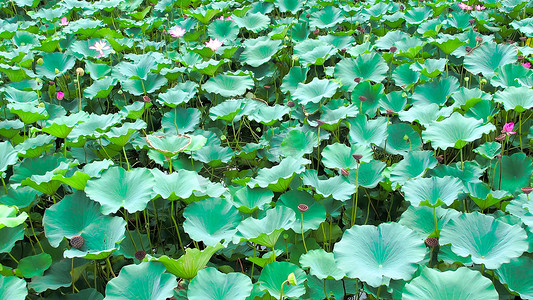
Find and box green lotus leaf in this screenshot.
[46,288,103,300]
[278,189,326,232]
[293,78,339,105]
[35,52,75,79]
[422,112,496,150]
[334,222,426,287]
[17,253,52,278]
[345,160,386,189]
[156,81,198,108]
[321,142,373,170]
[280,66,307,94]
[208,19,240,42]
[464,42,517,78]
[496,256,533,300]
[43,191,126,259]
[391,64,419,90]
[150,243,224,280]
[506,195,533,230]
[389,151,437,187]
[0,205,27,229]
[104,119,146,147]
[493,86,533,112]
[235,206,296,248]
[115,55,157,80]
[412,77,459,106]
[351,81,384,117]
[410,58,446,78]
[151,169,205,201]
[274,0,303,12]
[85,61,111,80]
[302,170,356,201]
[0,224,24,253]
[85,166,155,214]
[431,36,467,55]
[145,134,191,157]
[491,63,533,88]
[10,155,75,195]
[4,87,38,104]
[0,275,27,300]
[466,182,512,210]
[0,186,39,209]
[29,258,88,293]
[334,53,388,92]
[68,113,124,142]
[398,206,460,240]
[83,77,117,99]
[233,12,270,33]
[14,134,55,158]
[347,115,388,146]
[188,267,253,300]
[402,267,498,300]
[193,59,229,76]
[42,112,88,139]
[0,141,18,175]
[430,161,483,185]
[241,37,281,67]
[192,144,234,167]
[203,74,254,98]
[121,74,167,96]
[489,153,533,194]
[104,262,177,300]
[309,6,344,29]
[183,198,241,246]
[119,101,150,120]
[52,159,113,191]
[440,212,528,269]
[402,176,464,207]
[280,129,315,157]
[247,157,310,192]
[258,262,307,299]
[451,87,491,108]
[293,39,336,66]
[398,103,453,127]
[8,102,48,124]
[465,99,499,123]
[209,99,246,122]
[0,120,24,139]
[230,186,274,214]
[395,36,426,59]
[248,104,290,126]
[473,142,501,160]
[300,249,345,280]
[384,123,422,155]
[161,107,200,134]
[319,102,359,131]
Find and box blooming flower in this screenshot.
[523,62,532,69]
[458,3,473,10]
[56,91,65,100]
[502,122,516,135]
[474,4,486,10]
[59,17,69,26]
[168,26,186,38]
[89,40,110,58]
[218,16,233,21]
[205,38,223,51]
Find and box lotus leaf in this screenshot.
[402,176,464,207]
[188,267,253,300]
[258,262,307,299]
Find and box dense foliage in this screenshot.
[0,0,533,299]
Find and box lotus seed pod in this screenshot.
[76,67,85,76]
[134,250,146,260]
[297,204,309,213]
[425,237,439,248]
[220,135,226,141]
[313,28,320,35]
[36,58,44,65]
[385,108,394,115]
[292,55,299,61]
[354,77,361,83]
[305,14,310,18]
[465,46,472,52]
[520,36,527,42]
[480,78,487,85]
[287,100,295,107]
[522,187,533,195]
[435,155,444,164]
[358,96,367,102]
[389,46,397,53]
[340,168,349,176]
[142,95,151,102]
[352,154,363,163]
[287,273,297,285]
[464,77,469,82]
[54,68,60,74]
[475,36,483,43]
[70,236,84,249]
[316,119,325,126]
[518,55,524,60]
[38,102,45,108]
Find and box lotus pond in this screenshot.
[0,0,533,299]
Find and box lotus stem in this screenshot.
[300,212,308,253]
[433,207,438,237]
[124,211,138,251]
[122,147,130,171]
[0,175,7,194]
[170,201,184,253]
[7,252,18,264]
[323,279,329,300]
[64,139,68,157]
[168,157,173,173]
[76,73,82,112]
[28,213,44,253]
[106,257,116,278]
[519,112,523,152]
[351,163,360,227]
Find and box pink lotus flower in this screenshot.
[523,62,532,69]
[502,122,516,135]
[458,3,473,10]
[218,16,233,21]
[56,91,64,100]
[205,38,223,51]
[474,4,486,10]
[89,40,110,58]
[168,26,186,38]
[59,17,69,26]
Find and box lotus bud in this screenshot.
[448,14,453,18]
[313,28,320,35]
[389,46,397,53]
[38,102,45,108]
[518,55,524,60]
[264,85,271,90]
[54,68,60,74]
[425,237,439,247]
[464,77,469,82]
[340,168,349,176]
[48,80,55,86]
[56,91,65,100]
[508,40,515,44]
[220,135,226,141]
[495,154,502,159]
[363,34,370,42]
[70,236,84,249]
[76,67,84,76]
[385,108,394,115]
[401,92,407,97]
[435,155,444,164]
[316,119,325,126]
[520,36,527,42]
[354,77,361,83]
[480,78,487,85]
[522,187,533,195]
[495,134,506,141]
[297,204,309,213]
[341,48,346,53]
[358,96,367,102]
[469,19,475,25]
[118,90,123,95]
[256,127,261,132]
[352,154,363,163]
[287,100,295,107]
[134,250,146,260]
[284,36,289,41]
[292,55,299,61]
[36,58,44,65]
[142,95,151,102]
[305,14,310,18]
[475,36,483,43]
[287,273,297,286]
[465,46,472,53]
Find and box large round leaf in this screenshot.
[398,206,460,240]
[334,53,388,92]
[230,186,274,214]
[302,170,356,201]
[280,129,315,157]
[35,52,75,79]
[235,206,296,248]
[411,77,459,106]
[247,157,310,192]
[493,86,533,112]
[347,115,388,146]
[463,42,517,78]
[300,249,345,280]
[43,191,126,259]
[351,81,385,117]
[321,142,373,170]
[85,166,155,215]
[293,77,339,105]
[188,267,253,300]
[241,37,281,67]
[278,190,326,233]
[496,256,533,300]
[402,267,498,300]
[402,176,464,207]
[202,74,254,98]
[0,224,24,253]
[422,112,496,150]
[0,205,27,229]
[183,198,241,246]
[489,153,533,194]
[104,262,177,300]
[145,134,191,157]
[440,212,528,269]
[0,275,27,300]
[384,123,422,155]
[333,223,426,287]
[258,262,307,299]
[0,141,18,175]
[389,151,437,187]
